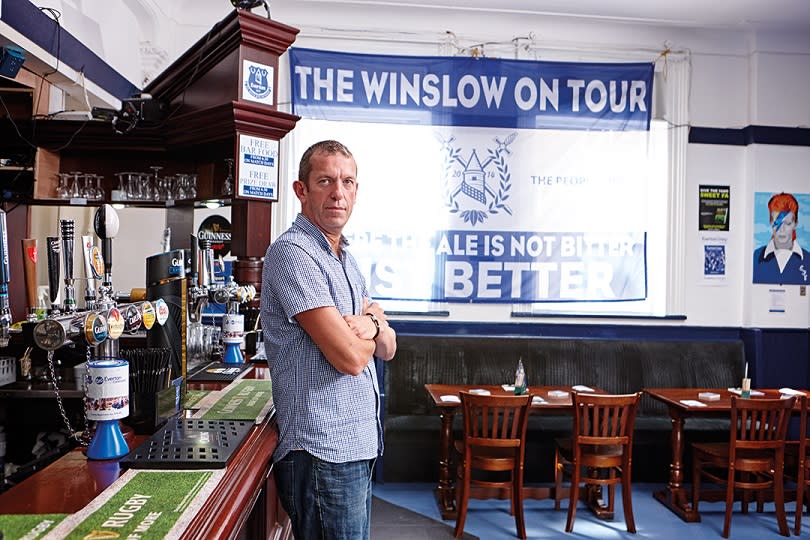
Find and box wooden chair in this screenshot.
[785,394,809,535]
[691,395,796,538]
[453,391,532,539]
[553,391,641,533]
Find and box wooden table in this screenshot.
[644,387,804,523]
[425,383,602,520]
[0,363,290,540]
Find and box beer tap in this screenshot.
[187,234,208,323]
[0,209,12,346]
[46,236,61,313]
[81,235,101,310]
[60,219,77,313]
[93,205,122,358]
[21,238,38,321]
[93,204,119,305]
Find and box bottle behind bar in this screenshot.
[514,358,527,395]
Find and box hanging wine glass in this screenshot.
[69,171,83,198]
[55,172,71,199]
[92,174,105,200]
[114,172,129,200]
[148,166,163,201]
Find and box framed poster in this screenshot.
[698,185,730,231]
[236,133,279,201]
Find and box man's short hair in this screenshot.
[298,140,354,184]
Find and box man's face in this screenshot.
[770,210,796,250]
[295,151,358,238]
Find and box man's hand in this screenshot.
[343,298,397,361]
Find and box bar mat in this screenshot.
[187,361,251,382]
[0,514,67,539]
[192,379,273,423]
[183,389,210,409]
[41,469,224,540]
[121,418,253,469]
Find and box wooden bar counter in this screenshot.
[0,364,291,540]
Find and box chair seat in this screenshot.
[556,438,625,460]
[693,442,776,471]
[454,440,518,470]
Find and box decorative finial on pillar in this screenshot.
[231,0,271,19]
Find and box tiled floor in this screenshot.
[372,482,806,539]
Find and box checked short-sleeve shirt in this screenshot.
[260,213,383,464]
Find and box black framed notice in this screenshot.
[699,185,730,231]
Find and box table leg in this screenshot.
[434,409,457,520]
[653,408,701,522]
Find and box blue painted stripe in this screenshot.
[1,0,139,100]
[388,319,744,341]
[689,125,810,146]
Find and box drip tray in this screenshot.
[121,417,253,469]
[187,361,251,382]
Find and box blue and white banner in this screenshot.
[288,49,658,304]
[290,48,653,131]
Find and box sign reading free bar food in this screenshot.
[237,133,279,201]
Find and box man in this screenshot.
[260,140,397,539]
[753,192,809,285]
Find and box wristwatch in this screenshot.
[366,312,380,340]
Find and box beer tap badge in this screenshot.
[107,307,125,340]
[141,301,156,330]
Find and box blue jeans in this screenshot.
[274,450,375,540]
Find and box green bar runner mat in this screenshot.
[42,469,225,539]
[183,389,210,409]
[192,379,274,423]
[0,514,67,539]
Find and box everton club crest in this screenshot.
[438,132,516,226]
[243,61,274,104]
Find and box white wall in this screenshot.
[26,1,810,329]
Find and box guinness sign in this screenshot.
[198,215,232,259]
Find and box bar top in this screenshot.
[0,363,278,539]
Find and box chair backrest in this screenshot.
[571,392,641,447]
[459,392,532,451]
[730,395,796,452]
[798,395,809,473]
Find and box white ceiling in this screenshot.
[323,0,810,30]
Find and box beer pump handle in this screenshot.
[93,205,120,284]
[60,219,76,312]
[0,210,11,345]
[21,238,38,312]
[46,236,61,306]
[190,234,199,285]
[81,235,98,303]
